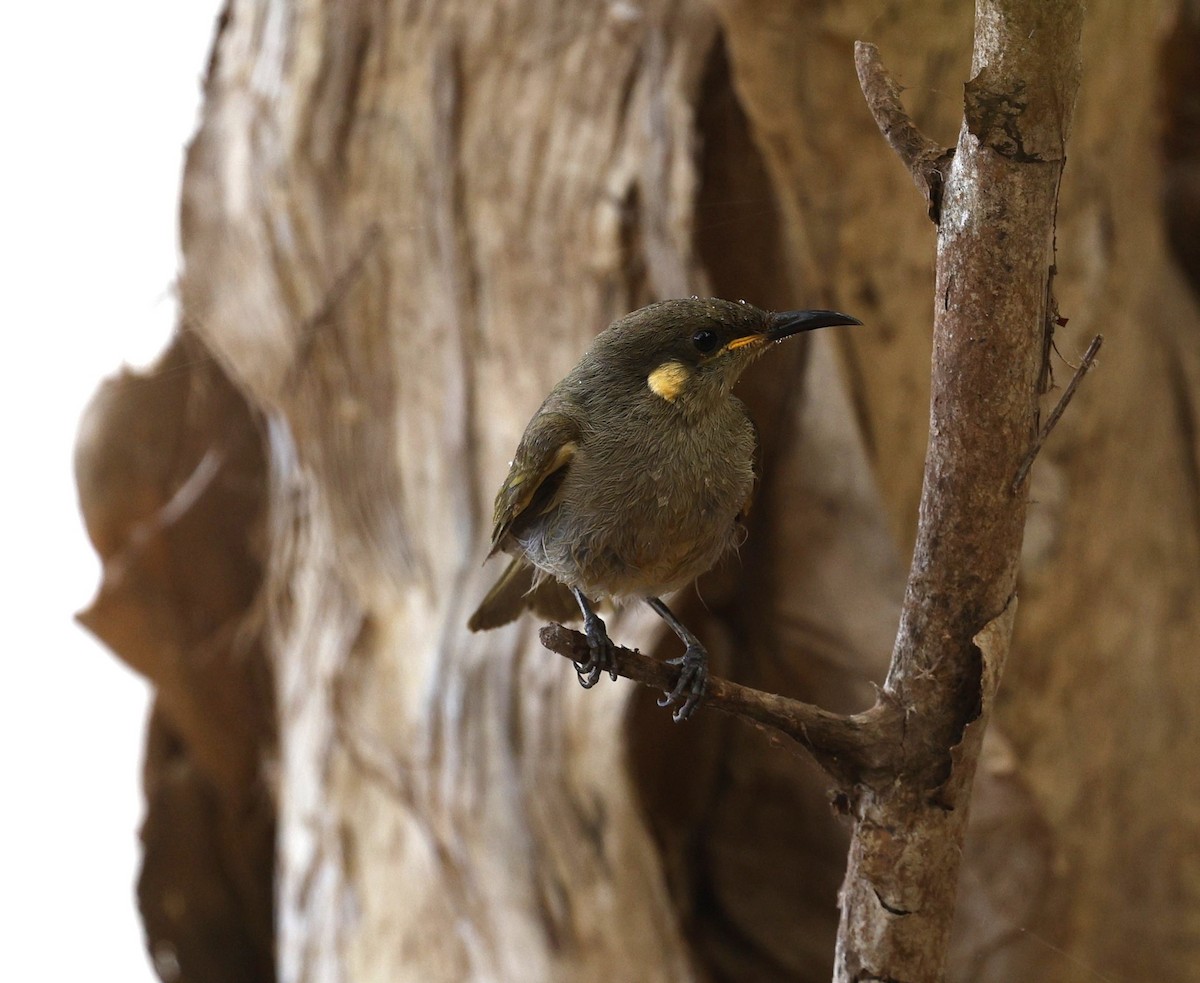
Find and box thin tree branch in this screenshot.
[854,41,955,223]
[539,624,900,784]
[1012,334,1103,491]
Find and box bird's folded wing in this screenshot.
[488,411,580,555]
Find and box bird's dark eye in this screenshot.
[692,329,719,354]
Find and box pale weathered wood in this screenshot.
[183,2,720,980]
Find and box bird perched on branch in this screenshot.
[468,297,861,720]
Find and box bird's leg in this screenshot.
[645,597,708,722]
[570,587,617,688]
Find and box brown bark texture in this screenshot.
[829,0,1084,974]
[75,0,1200,981]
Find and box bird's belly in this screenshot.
[518,445,752,600]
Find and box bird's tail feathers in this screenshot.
[467,557,579,631]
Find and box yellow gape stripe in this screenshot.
[647,361,692,402]
[725,334,765,351]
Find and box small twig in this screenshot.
[1012,334,1103,491]
[538,624,900,784]
[854,41,955,223]
[1038,263,1062,396]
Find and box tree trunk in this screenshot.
[76,1,1200,981]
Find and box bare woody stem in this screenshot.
[539,624,902,784]
[855,41,955,222]
[835,3,1085,980]
[1012,333,1104,490]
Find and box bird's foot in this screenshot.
[573,611,617,688]
[657,644,708,722]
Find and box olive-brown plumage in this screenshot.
[468,297,861,719]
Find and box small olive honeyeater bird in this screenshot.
[468,297,861,720]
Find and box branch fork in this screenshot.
[539,624,902,785]
[854,41,955,223]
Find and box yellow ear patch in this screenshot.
[647,361,692,402]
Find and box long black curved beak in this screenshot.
[767,309,862,341]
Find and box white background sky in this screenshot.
[1,3,224,979]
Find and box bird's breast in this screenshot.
[517,405,755,599]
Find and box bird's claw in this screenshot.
[573,612,617,688]
[658,644,708,722]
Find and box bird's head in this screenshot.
[588,297,861,413]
